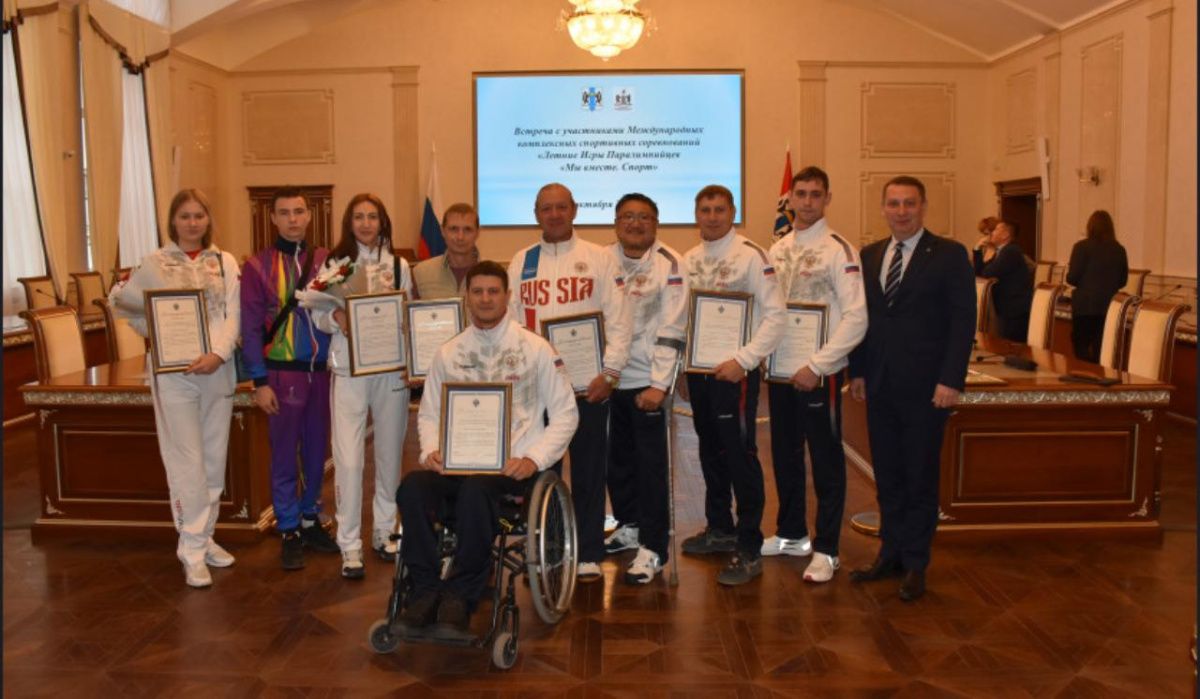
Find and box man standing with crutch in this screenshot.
[601,193,690,585]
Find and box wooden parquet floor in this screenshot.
[3,405,1196,697]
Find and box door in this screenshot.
[248,185,334,254]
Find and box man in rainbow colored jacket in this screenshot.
[240,186,338,571]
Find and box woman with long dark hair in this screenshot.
[311,193,413,579]
[1066,209,1128,362]
[109,189,241,588]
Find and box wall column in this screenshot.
[390,66,419,249]
[796,62,826,168]
[1142,0,1173,275]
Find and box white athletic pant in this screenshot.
[331,371,409,552]
[149,363,235,567]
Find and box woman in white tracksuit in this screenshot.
[109,189,240,589]
[311,193,412,579]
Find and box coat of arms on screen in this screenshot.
[614,88,633,110]
[581,87,603,111]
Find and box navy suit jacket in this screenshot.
[849,230,977,398]
[973,244,1032,324]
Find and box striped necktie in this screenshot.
[883,241,905,306]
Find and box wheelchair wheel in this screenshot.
[368,618,400,654]
[491,631,518,670]
[524,470,578,625]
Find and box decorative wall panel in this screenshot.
[860,82,956,158]
[1078,35,1122,223]
[187,81,218,194]
[242,89,335,165]
[1005,69,1037,154]
[859,171,954,247]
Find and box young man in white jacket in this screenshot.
[681,184,786,586]
[507,183,632,581]
[398,261,579,637]
[310,193,413,579]
[600,193,689,585]
[764,167,868,583]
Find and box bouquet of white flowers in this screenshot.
[296,257,364,312]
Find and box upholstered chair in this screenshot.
[1026,283,1064,350]
[19,306,87,381]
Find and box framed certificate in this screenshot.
[144,289,210,374]
[767,303,828,385]
[541,312,605,394]
[684,290,751,373]
[405,297,466,378]
[439,382,512,474]
[346,291,406,377]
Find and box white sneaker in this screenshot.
[204,541,235,568]
[603,524,640,555]
[372,529,398,561]
[577,561,602,582]
[624,547,663,585]
[183,560,212,588]
[760,535,812,557]
[803,552,839,583]
[341,549,365,580]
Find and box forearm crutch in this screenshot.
[665,357,682,587]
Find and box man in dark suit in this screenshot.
[973,219,1033,343]
[847,176,976,601]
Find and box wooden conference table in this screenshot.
[20,355,272,543]
[841,334,1174,541]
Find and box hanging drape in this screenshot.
[5,0,69,302]
[79,0,167,277]
[2,26,47,316]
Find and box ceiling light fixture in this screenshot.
[559,1,653,60]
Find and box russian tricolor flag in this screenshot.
[418,145,446,260]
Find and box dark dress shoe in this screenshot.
[848,556,903,583]
[898,570,926,601]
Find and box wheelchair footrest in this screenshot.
[390,622,482,647]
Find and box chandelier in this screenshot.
[560,1,652,60]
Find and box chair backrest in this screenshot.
[1121,268,1150,297]
[70,272,106,314]
[1026,283,1063,349]
[974,277,996,334]
[1097,293,1137,369]
[19,306,87,381]
[1125,300,1188,382]
[18,275,58,310]
[94,298,147,362]
[1033,260,1056,285]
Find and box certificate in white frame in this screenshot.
[439,382,513,475]
[541,311,606,395]
[346,290,407,377]
[404,297,466,378]
[766,303,828,385]
[684,290,751,373]
[144,289,210,374]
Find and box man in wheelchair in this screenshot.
[397,261,579,638]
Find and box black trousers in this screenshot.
[766,374,847,556]
[397,471,525,603]
[997,311,1029,344]
[864,387,949,572]
[551,397,609,563]
[1072,314,1105,363]
[606,387,670,561]
[686,370,764,555]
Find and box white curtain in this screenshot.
[105,0,168,27]
[116,69,157,266]
[2,29,47,318]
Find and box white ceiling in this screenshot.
[170,0,1128,69]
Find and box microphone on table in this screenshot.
[33,287,62,305]
[973,350,1006,362]
[1145,284,1183,302]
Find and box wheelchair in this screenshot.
[367,470,578,669]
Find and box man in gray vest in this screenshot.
[413,203,481,299]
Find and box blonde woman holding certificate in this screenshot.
[108,189,241,589]
[309,193,413,580]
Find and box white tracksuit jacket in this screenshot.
[767,219,868,377]
[608,241,690,390]
[418,316,579,471]
[311,243,413,551]
[109,242,241,568]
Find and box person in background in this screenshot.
[241,186,339,571]
[109,189,241,588]
[311,193,412,579]
[1066,210,1129,363]
[600,193,689,585]
[413,203,481,299]
[973,219,1033,343]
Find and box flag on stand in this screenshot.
[773,147,794,241]
[418,145,446,260]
